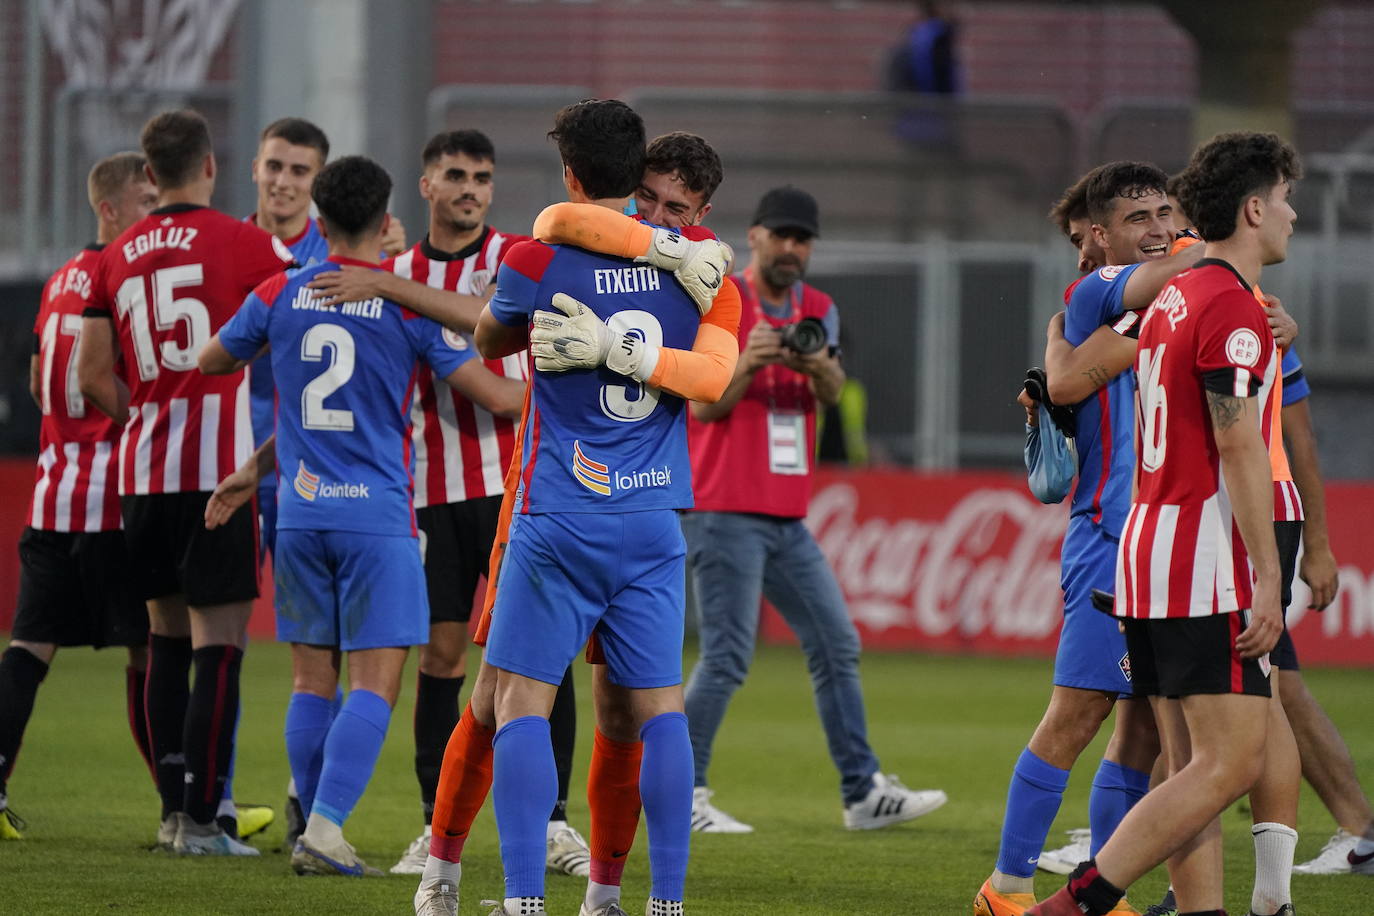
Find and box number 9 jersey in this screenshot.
[218,257,474,537]
[487,240,700,514]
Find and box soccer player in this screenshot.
[412,130,735,916]
[683,185,946,837]
[1028,130,1296,916]
[77,109,294,856]
[976,162,1207,916]
[474,98,728,916]
[0,153,156,840]
[199,154,472,876]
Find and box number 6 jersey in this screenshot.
[218,257,473,537]
[488,239,700,514]
[1116,258,1279,620]
[87,204,294,495]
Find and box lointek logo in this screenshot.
[294,459,370,502]
[571,440,673,496]
[805,483,1065,639]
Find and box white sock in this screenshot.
[990,868,1034,895]
[1355,834,1374,857]
[547,818,568,840]
[420,854,459,888]
[287,776,298,798]
[303,811,345,850]
[1251,821,1298,913]
[503,896,544,915]
[216,797,237,819]
[584,880,621,910]
[647,899,684,916]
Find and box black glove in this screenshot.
[1023,367,1076,438]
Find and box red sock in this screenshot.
[429,705,495,863]
[587,729,643,887]
[125,665,156,786]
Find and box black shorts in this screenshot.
[120,492,258,607]
[13,527,148,648]
[1272,520,1302,672]
[1124,613,1272,699]
[416,496,502,624]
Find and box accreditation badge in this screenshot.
[766,410,808,475]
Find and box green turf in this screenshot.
[1,641,1370,914]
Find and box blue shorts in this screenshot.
[274,528,429,650]
[485,509,686,689]
[1056,514,1132,695]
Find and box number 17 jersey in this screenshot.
[488,240,701,514]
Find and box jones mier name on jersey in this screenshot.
[288,286,385,319]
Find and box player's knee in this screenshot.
[419,641,467,678]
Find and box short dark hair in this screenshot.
[312,156,392,243]
[88,151,146,210]
[645,132,723,203]
[548,99,645,200]
[1048,165,1105,236]
[140,109,213,189]
[260,117,330,163]
[1085,161,1169,224]
[1173,132,1302,243]
[422,130,496,168]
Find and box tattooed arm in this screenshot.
[1208,389,1283,657]
[1044,311,1137,405]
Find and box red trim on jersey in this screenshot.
[326,254,381,269]
[252,271,290,307]
[521,403,542,514]
[1228,613,1244,692]
[1090,387,1112,525]
[1063,276,1085,306]
[501,240,556,283]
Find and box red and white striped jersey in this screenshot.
[1116,259,1279,619]
[87,205,294,495]
[28,245,122,531]
[387,230,530,507]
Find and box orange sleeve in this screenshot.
[645,281,742,403]
[531,203,655,259]
[1170,234,1201,256]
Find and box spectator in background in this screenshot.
[683,186,946,834]
[885,2,960,95]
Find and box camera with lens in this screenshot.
[776,317,828,355]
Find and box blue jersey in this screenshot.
[488,240,698,513]
[1280,345,1309,406]
[220,256,473,536]
[247,217,330,454]
[1063,263,1142,538]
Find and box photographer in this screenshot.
[683,187,947,833]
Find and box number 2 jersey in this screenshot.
[87,204,295,495]
[218,256,473,537]
[1116,259,1279,619]
[487,240,701,514]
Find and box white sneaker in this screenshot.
[1293,828,1357,875]
[481,900,548,916]
[690,787,753,833]
[842,773,947,830]
[291,833,383,876]
[546,821,592,876]
[1037,827,1092,875]
[414,878,460,916]
[580,902,630,916]
[155,813,179,851]
[174,813,262,856]
[392,826,432,875]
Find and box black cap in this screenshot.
[751,186,820,237]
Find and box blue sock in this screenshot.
[1088,759,1150,857]
[995,748,1070,878]
[311,689,392,827]
[285,692,334,816]
[493,715,556,900]
[640,712,693,902]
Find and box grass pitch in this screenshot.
[1,640,1371,914]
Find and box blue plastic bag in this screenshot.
[1024,404,1076,504]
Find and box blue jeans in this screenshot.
[682,511,879,804]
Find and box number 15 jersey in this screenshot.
[88,204,294,495]
[488,240,701,514]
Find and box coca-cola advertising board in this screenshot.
[756,469,1374,668]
